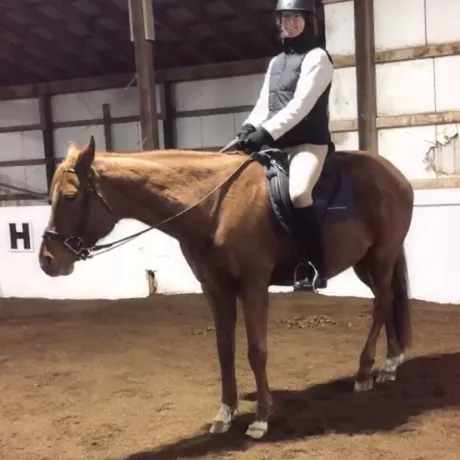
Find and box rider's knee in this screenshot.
[291,192,313,208]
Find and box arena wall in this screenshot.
[0,0,459,303]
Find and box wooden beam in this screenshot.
[128,0,159,150]
[354,0,378,154]
[315,0,326,48]
[159,83,174,148]
[38,94,56,191]
[2,39,458,102]
[102,103,113,151]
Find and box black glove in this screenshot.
[236,123,256,143]
[242,126,274,153]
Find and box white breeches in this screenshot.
[286,143,329,208]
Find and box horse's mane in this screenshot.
[93,149,245,163]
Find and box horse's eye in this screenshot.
[64,194,77,201]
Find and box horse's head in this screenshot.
[38,136,116,277]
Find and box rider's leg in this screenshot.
[288,143,328,291]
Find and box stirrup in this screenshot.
[293,261,320,294]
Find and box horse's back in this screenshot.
[336,149,413,205]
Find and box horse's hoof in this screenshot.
[210,420,231,434]
[375,370,396,383]
[354,378,374,392]
[376,354,404,383]
[209,404,236,434]
[245,420,268,439]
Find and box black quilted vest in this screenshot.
[267,47,333,148]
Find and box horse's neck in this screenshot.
[95,152,247,241]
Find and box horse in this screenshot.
[38,136,413,439]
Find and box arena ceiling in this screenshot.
[0,0,326,87]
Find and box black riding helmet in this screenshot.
[275,0,315,14]
[275,0,318,52]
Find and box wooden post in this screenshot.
[102,103,113,151]
[354,0,378,154]
[38,94,56,191]
[315,0,326,48]
[128,0,159,150]
[159,82,174,148]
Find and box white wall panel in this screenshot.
[426,0,460,44]
[332,130,359,150]
[0,98,40,127]
[374,0,426,51]
[376,59,435,116]
[0,166,27,189]
[201,114,236,147]
[107,121,140,152]
[426,123,460,176]
[234,111,251,129]
[329,67,358,121]
[111,120,164,151]
[24,165,48,193]
[173,74,264,111]
[175,114,243,149]
[0,166,47,195]
[378,125,437,180]
[21,131,46,160]
[175,117,202,149]
[0,131,44,161]
[51,86,157,122]
[434,55,460,112]
[158,120,165,149]
[324,1,355,56]
[53,125,105,159]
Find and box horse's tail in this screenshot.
[392,248,412,351]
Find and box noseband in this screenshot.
[42,168,113,260]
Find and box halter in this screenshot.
[42,142,254,261]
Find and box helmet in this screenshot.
[275,0,315,13]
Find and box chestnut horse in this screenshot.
[38,136,413,439]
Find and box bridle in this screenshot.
[42,167,116,260]
[42,140,255,261]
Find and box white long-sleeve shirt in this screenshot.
[243,47,334,141]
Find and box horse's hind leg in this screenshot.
[353,253,395,392]
[376,250,411,383]
[352,248,410,391]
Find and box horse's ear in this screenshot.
[67,140,78,157]
[76,135,95,172]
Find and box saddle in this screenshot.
[250,145,356,236]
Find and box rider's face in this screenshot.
[280,12,305,38]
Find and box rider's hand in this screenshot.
[236,124,256,143]
[242,126,273,153]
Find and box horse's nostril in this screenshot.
[44,254,53,267]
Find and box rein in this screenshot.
[43,139,253,261]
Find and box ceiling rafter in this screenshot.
[0,0,316,87]
[6,3,109,74]
[180,0,246,60]
[42,0,133,66]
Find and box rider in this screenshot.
[237,0,334,292]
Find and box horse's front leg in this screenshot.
[239,280,273,439]
[202,283,238,434]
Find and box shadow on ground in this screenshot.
[122,352,460,460]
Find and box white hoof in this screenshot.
[245,420,268,439]
[209,404,236,434]
[376,353,404,383]
[354,378,374,392]
[375,371,396,383]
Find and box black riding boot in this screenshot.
[292,205,328,292]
